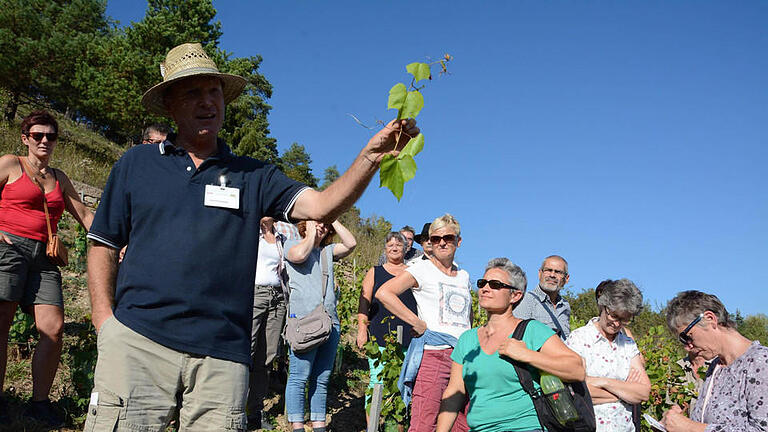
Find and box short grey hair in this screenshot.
[485,258,527,292]
[596,279,643,316]
[666,290,734,334]
[385,232,407,258]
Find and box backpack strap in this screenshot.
[320,245,329,303]
[509,319,538,397]
[538,296,566,339]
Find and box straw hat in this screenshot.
[141,43,247,116]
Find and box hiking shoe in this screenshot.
[247,411,275,430]
[24,399,65,428]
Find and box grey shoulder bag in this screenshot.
[283,247,333,354]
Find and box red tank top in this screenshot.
[0,170,65,242]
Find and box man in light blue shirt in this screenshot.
[513,255,572,340]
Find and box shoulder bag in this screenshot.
[283,246,332,353]
[19,157,68,266]
[510,319,596,432]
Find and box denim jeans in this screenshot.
[285,325,340,423]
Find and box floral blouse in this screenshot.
[690,342,768,432]
[566,317,640,432]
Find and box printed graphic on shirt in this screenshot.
[438,282,471,328]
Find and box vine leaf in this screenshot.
[406,62,431,83]
[387,83,407,112]
[379,152,417,201]
[388,83,424,119]
[400,133,424,157]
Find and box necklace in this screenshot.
[24,157,48,179]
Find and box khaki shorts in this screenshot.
[0,230,62,307]
[83,315,248,432]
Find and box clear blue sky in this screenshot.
[107,1,768,316]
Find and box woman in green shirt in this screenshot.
[436,258,585,432]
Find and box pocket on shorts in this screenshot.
[0,241,25,273]
[225,407,247,431]
[83,389,124,432]
[125,385,173,430]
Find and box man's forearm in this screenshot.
[87,243,118,330]
[293,151,379,222]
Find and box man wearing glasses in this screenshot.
[513,255,572,340]
[140,123,171,145]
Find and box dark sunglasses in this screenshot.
[477,279,518,290]
[25,132,58,142]
[678,313,704,345]
[429,234,457,244]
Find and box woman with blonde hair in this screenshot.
[377,214,473,432]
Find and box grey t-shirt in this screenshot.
[284,241,339,325]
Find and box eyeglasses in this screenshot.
[143,139,164,144]
[25,132,58,142]
[477,279,519,290]
[604,308,633,325]
[541,268,567,276]
[429,234,457,244]
[679,313,704,345]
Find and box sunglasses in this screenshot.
[429,234,457,244]
[25,132,58,142]
[678,313,704,345]
[477,279,518,290]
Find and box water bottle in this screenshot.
[539,373,579,426]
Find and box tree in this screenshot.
[320,165,340,190]
[218,55,276,160]
[280,142,317,186]
[739,314,768,345]
[0,0,109,121]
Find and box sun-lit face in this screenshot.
[400,230,414,251]
[538,258,569,292]
[429,226,460,262]
[598,307,633,337]
[676,315,719,361]
[385,237,405,263]
[478,268,523,312]
[164,76,224,141]
[22,124,57,159]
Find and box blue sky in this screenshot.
[107,1,768,316]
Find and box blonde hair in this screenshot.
[429,213,461,237]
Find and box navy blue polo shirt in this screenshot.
[87,140,308,364]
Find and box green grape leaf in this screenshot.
[388,84,424,119]
[400,90,424,119]
[406,62,431,83]
[387,83,407,111]
[400,133,424,157]
[379,153,417,200]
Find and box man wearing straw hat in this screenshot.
[84,42,419,431]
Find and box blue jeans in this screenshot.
[285,325,340,423]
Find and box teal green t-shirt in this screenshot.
[450,320,555,432]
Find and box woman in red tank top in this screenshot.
[0,110,93,426]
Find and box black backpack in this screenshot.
[510,319,597,432]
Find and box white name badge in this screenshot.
[204,184,240,209]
